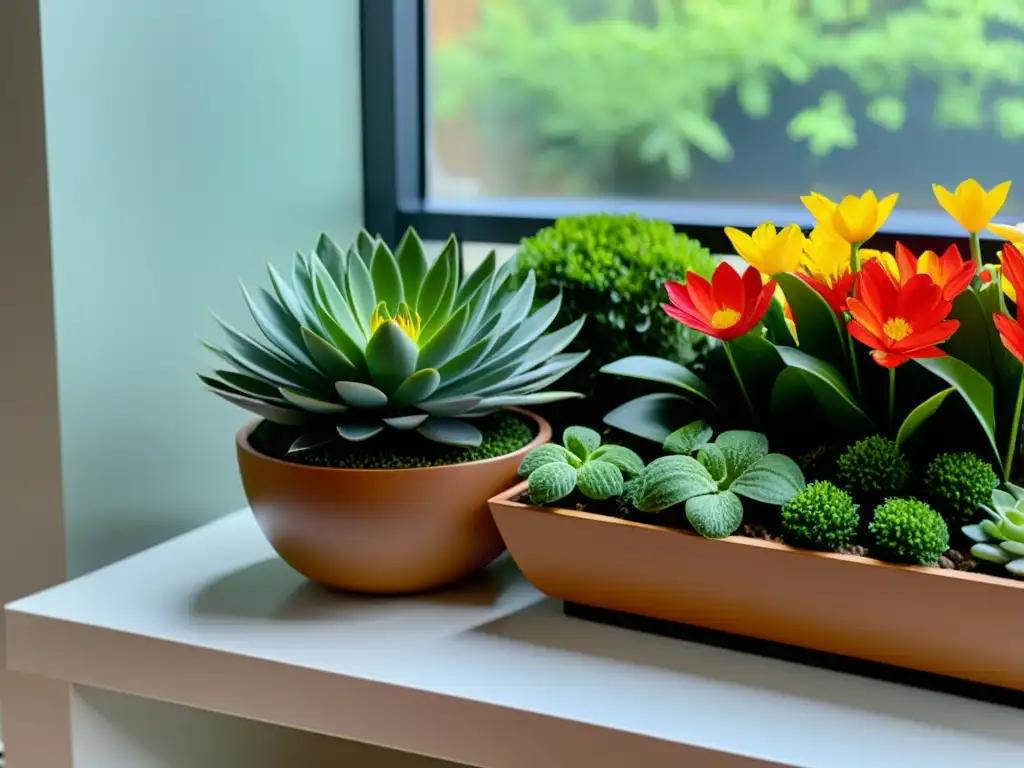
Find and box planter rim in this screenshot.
[491,481,1024,592]
[237,406,551,476]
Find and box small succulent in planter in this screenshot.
[633,420,806,538]
[780,481,860,550]
[518,426,645,505]
[923,451,998,523]
[199,228,588,452]
[869,499,949,566]
[962,484,1024,577]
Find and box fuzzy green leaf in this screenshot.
[518,443,573,478]
[663,419,713,455]
[390,368,441,408]
[590,445,644,477]
[395,228,428,310]
[715,431,770,485]
[577,460,624,501]
[729,453,805,505]
[527,461,577,505]
[603,393,697,445]
[600,355,715,407]
[697,444,728,485]
[416,418,482,447]
[685,491,744,539]
[365,321,419,394]
[564,425,601,460]
[636,455,718,513]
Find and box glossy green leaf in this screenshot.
[278,388,349,414]
[496,270,538,331]
[345,249,377,336]
[336,423,383,442]
[725,332,785,411]
[474,351,588,397]
[314,232,346,287]
[516,317,587,372]
[761,297,796,347]
[310,253,365,343]
[211,317,320,391]
[240,284,312,366]
[394,228,428,310]
[311,289,367,373]
[962,523,990,543]
[417,304,469,371]
[370,241,404,312]
[637,455,718,513]
[519,444,573,478]
[564,426,601,460]
[916,356,1001,468]
[417,395,483,417]
[774,272,845,370]
[896,387,954,446]
[599,355,715,406]
[212,370,286,401]
[354,230,375,264]
[201,379,305,425]
[335,381,388,409]
[382,414,429,430]
[288,428,335,454]
[465,391,583,414]
[527,461,577,505]
[266,262,304,324]
[774,345,873,435]
[365,321,419,394]
[971,542,1012,564]
[416,238,454,330]
[456,250,497,308]
[603,393,696,444]
[729,453,805,504]
[420,238,460,343]
[389,368,442,408]
[663,419,713,455]
[417,417,483,448]
[436,337,494,383]
[577,460,624,501]
[290,252,323,332]
[300,327,359,382]
[685,491,744,539]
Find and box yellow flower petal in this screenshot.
[934,179,1012,233]
[985,180,1012,221]
[801,192,836,225]
[932,183,961,228]
[989,222,1024,243]
[724,226,764,270]
[875,192,899,230]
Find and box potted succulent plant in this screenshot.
[200,227,586,594]
[489,179,1024,698]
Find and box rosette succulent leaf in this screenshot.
[963,483,1024,577]
[200,228,588,450]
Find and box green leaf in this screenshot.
[962,523,991,543]
[419,238,459,343]
[382,414,429,430]
[345,249,377,336]
[971,542,1012,564]
[417,304,469,370]
[774,273,846,370]
[636,455,718,513]
[278,388,348,414]
[289,252,323,332]
[564,426,601,460]
[212,370,286,401]
[773,346,874,436]
[729,453,805,504]
[599,356,715,407]
[336,423,383,442]
[685,491,744,539]
[992,489,1017,513]
[370,241,404,312]
[395,228,428,310]
[663,419,713,456]
[390,368,441,408]
[335,381,388,409]
[577,460,624,501]
[518,443,573,478]
[590,445,644,478]
[517,317,587,372]
[417,418,482,448]
[916,356,1001,469]
[1006,558,1024,577]
[725,332,785,411]
[527,461,577,505]
[697,444,728,485]
[715,431,769,485]
[354,230,376,264]
[456,250,497,308]
[211,318,320,392]
[436,337,491,383]
[896,387,954,446]
[314,232,345,287]
[200,378,306,425]
[1001,540,1024,557]
[267,262,304,323]
[300,327,360,382]
[762,298,796,347]
[417,395,483,417]
[466,391,584,414]
[603,393,697,444]
[365,321,419,394]
[239,284,313,367]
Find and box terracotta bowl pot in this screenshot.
[236,407,551,594]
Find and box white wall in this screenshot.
[40,0,365,577]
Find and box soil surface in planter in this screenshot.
[252,411,536,469]
[516,490,1000,578]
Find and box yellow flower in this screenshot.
[996,254,1016,304]
[801,190,898,245]
[860,249,897,281]
[933,179,1011,234]
[370,301,421,343]
[800,226,851,286]
[723,222,804,277]
[988,221,1024,244]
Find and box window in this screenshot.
[362,0,1024,256]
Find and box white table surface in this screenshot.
[7,509,1024,768]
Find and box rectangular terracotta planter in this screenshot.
[489,481,1024,694]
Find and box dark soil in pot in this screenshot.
[250,410,536,470]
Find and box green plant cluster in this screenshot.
[781,481,859,551]
[513,214,715,395]
[436,0,1024,190]
[923,451,998,522]
[250,411,534,469]
[869,498,950,566]
[836,435,911,502]
[519,426,645,505]
[963,483,1024,578]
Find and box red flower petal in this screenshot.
[711,261,746,313]
[741,265,763,314]
[870,350,910,368]
[894,242,918,284]
[664,280,689,308]
[847,319,884,351]
[897,274,942,321]
[940,262,976,301]
[686,273,717,322]
[994,312,1024,365]
[892,319,959,352]
[858,260,899,321]
[846,297,884,338]
[1003,244,1024,304]
[662,302,717,338]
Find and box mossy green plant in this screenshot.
[869,498,949,566]
[836,435,911,503]
[249,411,534,469]
[923,452,997,523]
[780,481,859,550]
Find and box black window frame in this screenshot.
[360,0,1006,260]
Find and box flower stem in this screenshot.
[847,326,863,401]
[970,232,983,269]
[888,367,896,438]
[724,341,756,420]
[850,242,862,273]
[1005,370,1024,483]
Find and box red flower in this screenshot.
[890,242,976,301]
[846,260,959,368]
[994,243,1024,364]
[796,271,857,314]
[663,262,775,342]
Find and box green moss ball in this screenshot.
[836,435,911,502]
[869,498,949,566]
[923,452,997,522]
[780,481,859,550]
